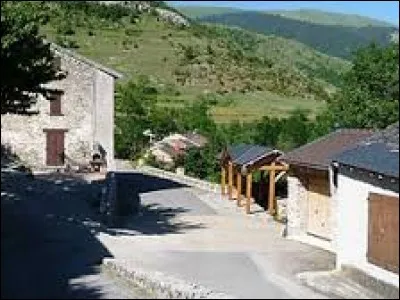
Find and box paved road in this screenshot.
[97,169,334,299]
[1,170,150,299]
[1,168,334,299]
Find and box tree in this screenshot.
[184,145,220,182]
[1,1,63,114]
[114,76,158,159]
[277,109,312,151]
[327,42,399,129]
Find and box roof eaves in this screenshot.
[49,42,123,79]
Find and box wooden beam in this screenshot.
[246,173,252,214]
[228,161,233,200]
[268,162,276,215]
[236,172,242,207]
[275,170,287,183]
[221,166,226,195]
[259,165,289,171]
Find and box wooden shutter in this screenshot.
[368,192,399,274]
[50,92,62,116]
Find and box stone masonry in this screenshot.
[286,175,308,237]
[1,44,121,170]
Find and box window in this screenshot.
[49,92,62,116]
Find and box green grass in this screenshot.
[210,91,324,123]
[40,5,350,122]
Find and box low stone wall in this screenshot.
[138,165,288,220]
[138,165,221,193]
[102,258,234,299]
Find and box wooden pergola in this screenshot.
[219,144,289,216]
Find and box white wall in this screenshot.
[94,70,115,170]
[335,169,398,286]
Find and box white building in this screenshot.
[332,122,399,288]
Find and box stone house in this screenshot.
[1,43,122,171]
[283,129,375,251]
[150,132,208,165]
[332,122,399,288]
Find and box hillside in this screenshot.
[196,11,397,59]
[175,5,395,28]
[264,9,396,28]
[36,1,350,122]
[174,6,245,19]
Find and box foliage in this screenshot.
[197,11,396,59]
[1,1,64,114]
[177,6,394,28]
[327,42,399,129]
[114,76,158,159]
[184,145,220,182]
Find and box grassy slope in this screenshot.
[40,6,349,123]
[173,6,395,28]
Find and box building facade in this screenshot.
[1,44,122,171]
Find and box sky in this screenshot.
[168,1,399,26]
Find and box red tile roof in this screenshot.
[283,129,375,170]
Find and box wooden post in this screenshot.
[236,172,242,206]
[228,161,233,200]
[246,173,252,214]
[268,162,276,215]
[221,166,226,195]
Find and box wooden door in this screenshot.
[307,177,331,240]
[45,130,65,166]
[368,193,399,274]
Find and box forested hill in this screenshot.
[190,11,397,59]
[177,6,395,28]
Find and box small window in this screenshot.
[49,92,62,116]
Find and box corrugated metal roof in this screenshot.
[334,122,399,178]
[283,129,375,170]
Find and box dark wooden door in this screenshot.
[368,192,399,274]
[45,130,65,166]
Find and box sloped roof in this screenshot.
[225,144,279,167]
[182,132,208,147]
[283,129,375,170]
[50,42,123,79]
[334,122,399,178]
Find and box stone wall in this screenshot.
[286,174,308,236]
[1,49,115,170]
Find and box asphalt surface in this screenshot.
[1,170,150,299]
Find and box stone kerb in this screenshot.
[102,258,234,299]
[139,165,220,193]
